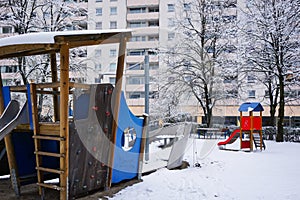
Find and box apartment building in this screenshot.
[87,0,175,115]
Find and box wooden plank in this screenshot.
[0,70,20,196]
[30,83,43,195]
[107,34,128,188]
[0,44,60,59]
[51,53,59,122]
[250,111,253,151]
[39,122,60,135]
[36,167,64,174]
[34,151,65,158]
[240,112,242,150]
[33,135,65,141]
[138,114,148,180]
[59,44,69,200]
[37,183,65,191]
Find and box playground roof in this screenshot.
[238,102,264,112]
[0,29,132,59]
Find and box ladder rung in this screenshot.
[33,135,65,141]
[37,182,65,191]
[34,151,65,158]
[36,167,64,174]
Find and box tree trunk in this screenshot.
[276,76,284,142]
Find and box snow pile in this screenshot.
[110,139,300,200]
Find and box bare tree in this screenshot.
[240,0,300,141]
[0,0,87,85]
[162,0,239,127]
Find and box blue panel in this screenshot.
[12,132,36,177]
[112,92,144,183]
[26,85,33,129]
[2,86,11,107]
[12,132,59,179]
[238,102,264,112]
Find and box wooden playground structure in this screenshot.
[0,30,148,199]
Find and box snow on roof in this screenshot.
[0,29,131,47]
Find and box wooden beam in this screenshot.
[59,44,69,200]
[1,72,20,196]
[0,44,59,59]
[51,53,59,122]
[138,114,148,179]
[30,83,43,195]
[240,112,243,150]
[107,34,128,188]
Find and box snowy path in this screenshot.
[110,139,300,200]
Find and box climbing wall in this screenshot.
[69,84,114,198]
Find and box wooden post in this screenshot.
[59,44,69,200]
[30,83,42,195]
[138,114,149,180]
[240,112,243,150]
[0,72,4,113]
[250,111,253,151]
[0,75,20,196]
[260,111,263,151]
[107,34,128,188]
[50,53,59,122]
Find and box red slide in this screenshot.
[217,129,240,146]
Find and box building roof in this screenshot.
[238,102,264,112]
[0,29,132,59]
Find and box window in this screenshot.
[168,4,175,12]
[96,0,102,2]
[183,3,191,11]
[2,26,13,34]
[95,77,101,83]
[109,63,116,71]
[128,21,146,28]
[128,63,143,70]
[96,8,102,16]
[148,35,159,41]
[109,77,116,84]
[110,49,117,57]
[128,50,145,56]
[110,7,117,15]
[168,32,175,41]
[149,63,159,70]
[129,7,146,14]
[127,76,144,85]
[110,0,117,1]
[95,22,102,30]
[149,7,159,12]
[95,49,101,57]
[168,18,175,27]
[95,63,101,70]
[248,90,256,98]
[247,75,256,83]
[130,36,146,42]
[149,21,159,27]
[128,92,145,99]
[110,21,117,29]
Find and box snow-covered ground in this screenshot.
[110,138,300,200]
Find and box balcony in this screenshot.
[127,0,159,7]
[127,12,159,21]
[127,41,159,49]
[126,55,158,63]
